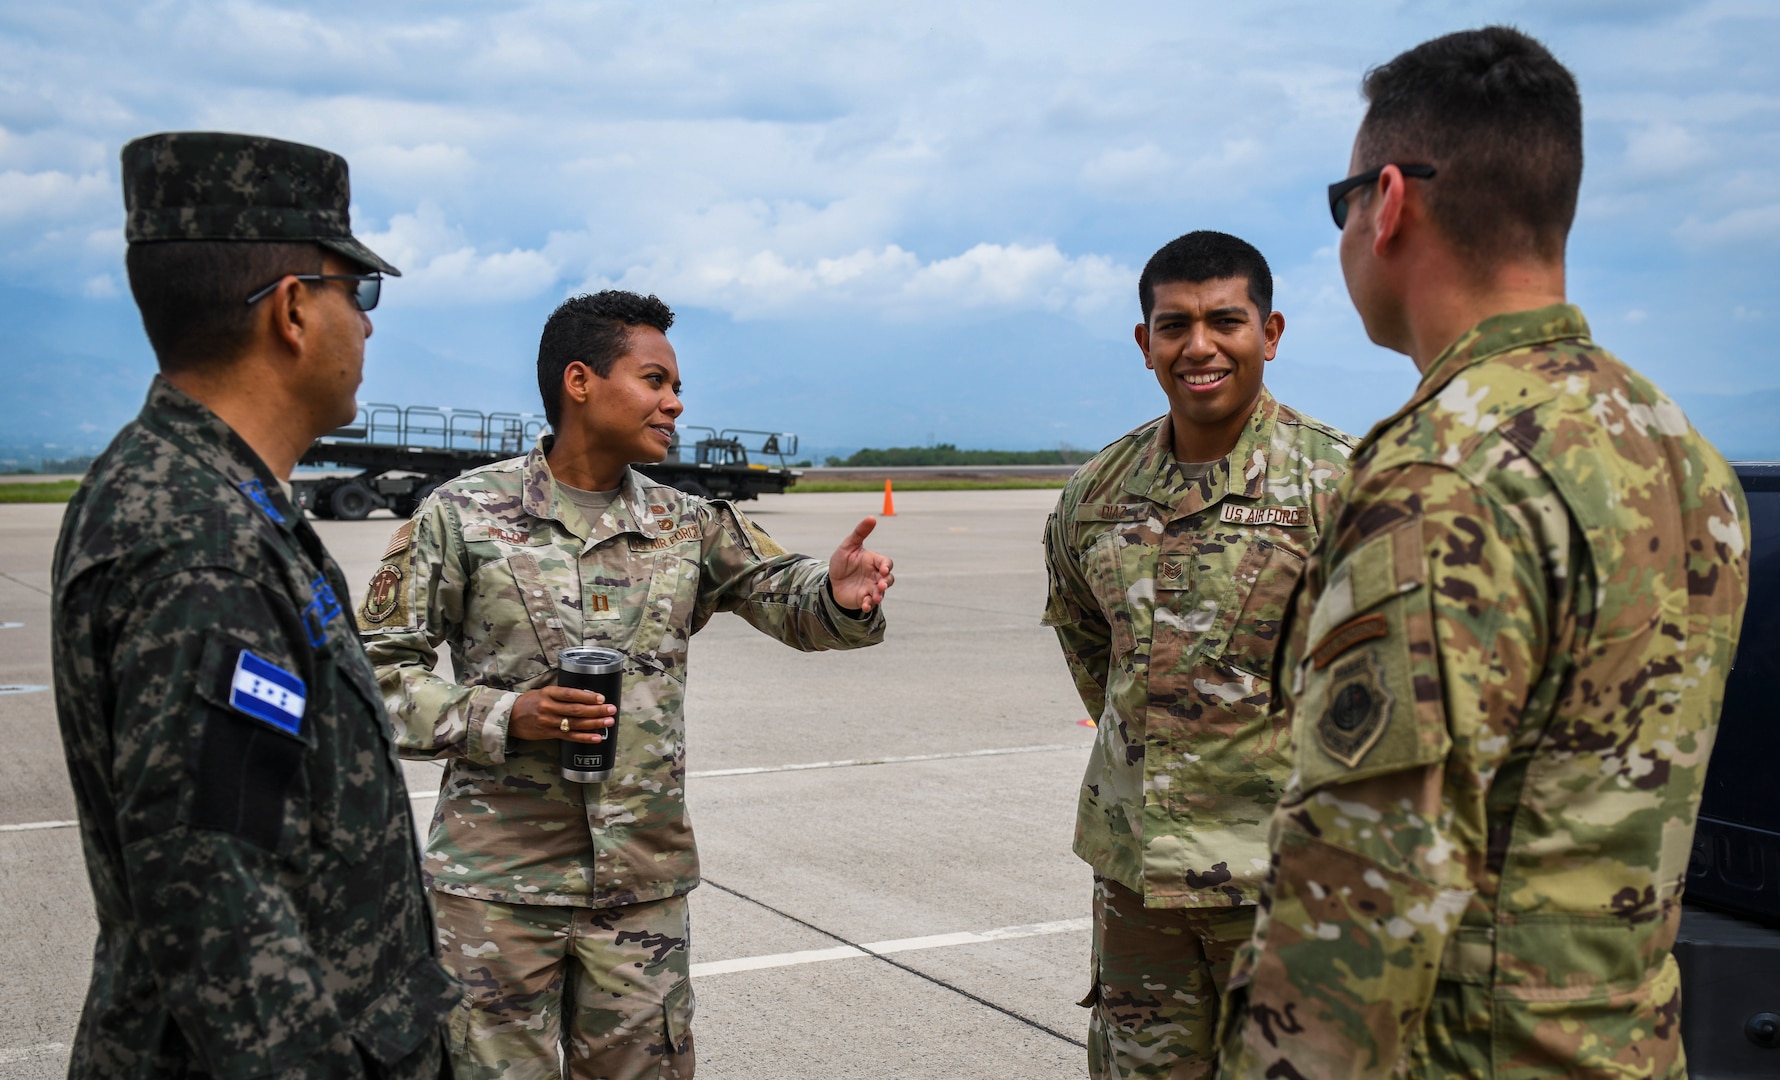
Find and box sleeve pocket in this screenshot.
[190,632,311,854]
[1294,520,1449,793]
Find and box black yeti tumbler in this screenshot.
[557,646,624,783]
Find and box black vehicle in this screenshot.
[1676,461,1780,1077]
[292,403,801,519]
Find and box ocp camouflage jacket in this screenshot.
[51,378,455,1079]
[1043,389,1354,908]
[1220,306,1751,1079]
[359,439,885,909]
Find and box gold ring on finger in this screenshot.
[560,717,572,733]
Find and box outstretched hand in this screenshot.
[828,516,895,614]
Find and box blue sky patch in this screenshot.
[0,2,1774,461]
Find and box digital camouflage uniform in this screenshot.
[1218,306,1751,1079]
[1043,389,1354,1078]
[359,439,885,1079]
[52,379,457,1079]
[47,133,451,1079]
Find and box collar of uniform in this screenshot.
[1122,387,1279,518]
[520,435,657,543]
[1355,303,1591,452]
[137,375,301,532]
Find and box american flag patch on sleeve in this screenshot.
[228,650,306,736]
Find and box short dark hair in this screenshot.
[125,240,325,372]
[537,290,675,428]
[1137,231,1273,323]
[1356,26,1582,265]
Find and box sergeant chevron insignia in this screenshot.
[1316,648,1391,767]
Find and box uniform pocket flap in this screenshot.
[349,954,461,1065]
[1303,520,1424,653]
[663,978,696,1054]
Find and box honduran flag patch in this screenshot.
[229,650,306,736]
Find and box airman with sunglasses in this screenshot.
[1217,28,1749,1080]
[50,133,457,1078]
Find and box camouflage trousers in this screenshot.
[433,891,695,1080]
[1083,877,1255,1080]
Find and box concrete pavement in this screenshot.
[0,489,1098,1079]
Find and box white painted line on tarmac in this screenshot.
[401,741,1094,801]
[0,621,24,629]
[691,916,1090,978]
[6,744,1095,827]
[0,1041,67,1065]
[0,684,49,695]
[0,819,77,832]
[687,741,1093,779]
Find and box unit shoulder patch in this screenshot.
[1221,503,1308,527]
[362,564,404,625]
[1315,648,1392,767]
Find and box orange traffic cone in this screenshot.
[882,479,896,517]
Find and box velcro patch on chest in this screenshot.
[1221,503,1309,527]
[229,649,307,736]
[629,525,701,551]
[301,576,344,647]
[463,524,531,545]
[586,588,623,620]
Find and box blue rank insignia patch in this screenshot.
[238,478,286,524]
[229,650,306,736]
[302,576,344,647]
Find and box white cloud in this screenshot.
[358,202,558,305]
[1677,202,1780,248]
[1081,143,1172,193]
[588,241,1133,325]
[0,169,110,224]
[1624,122,1708,176]
[81,274,118,298]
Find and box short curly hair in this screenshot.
[537,290,675,428]
[1138,231,1272,324]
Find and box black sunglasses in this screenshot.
[245,273,382,312]
[1327,164,1437,228]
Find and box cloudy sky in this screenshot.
[3,0,1776,461]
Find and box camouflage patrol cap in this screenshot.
[120,132,399,276]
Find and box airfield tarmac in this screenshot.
[0,489,1099,1079]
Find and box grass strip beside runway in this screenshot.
[0,481,79,503]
